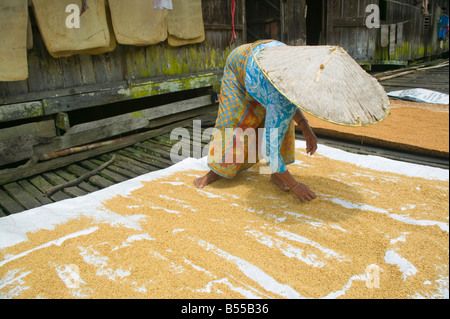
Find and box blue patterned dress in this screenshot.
[207,40,297,177]
[245,41,298,173]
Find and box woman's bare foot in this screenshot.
[193,170,222,188]
[270,174,290,191]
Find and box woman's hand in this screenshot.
[301,123,317,156]
[290,182,317,202]
[274,171,317,202]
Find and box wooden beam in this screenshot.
[43,72,221,116]
[332,17,366,27]
[34,95,213,156]
[1,72,221,123]
[0,116,208,185]
[0,135,52,166]
[0,101,44,123]
[0,119,56,166]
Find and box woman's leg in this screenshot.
[260,90,317,201]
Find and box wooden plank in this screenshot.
[380,24,389,48]
[60,55,83,88]
[89,175,115,188]
[0,135,52,166]
[55,112,71,132]
[3,182,42,210]
[329,17,365,27]
[129,72,221,100]
[117,149,169,169]
[147,104,218,129]
[0,119,56,142]
[65,163,115,189]
[34,117,148,156]
[41,82,127,116]
[108,153,159,173]
[0,101,44,123]
[153,134,186,146]
[0,118,199,185]
[80,160,128,183]
[0,206,6,217]
[28,175,70,202]
[2,82,28,100]
[135,142,173,160]
[40,72,221,116]
[35,95,213,156]
[78,54,97,86]
[91,158,138,179]
[0,119,57,166]
[67,95,213,135]
[0,188,24,214]
[42,172,88,197]
[17,179,53,205]
[0,80,126,106]
[54,169,99,193]
[27,34,51,93]
[110,159,150,176]
[107,46,125,84]
[389,24,396,57]
[141,140,175,153]
[125,147,173,167]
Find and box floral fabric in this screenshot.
[207,40,296,178]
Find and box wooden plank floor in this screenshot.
[0,125,212,217]
[376,63,449,95]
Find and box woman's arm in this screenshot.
[294,109,318,156]
[293,108,307,125]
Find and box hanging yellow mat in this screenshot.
[0,0,29,81]
[32,0,115,58]
[108,0,168,46]
[167,0,205,46]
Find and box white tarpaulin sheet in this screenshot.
[387,88,449,105]
[0,141,448,299]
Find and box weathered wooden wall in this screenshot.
[374,0,449,64]
[0,0,245,169]
[326,0,449,65]
[0,0,245,123]
[246,0,307,45]
[326,0,379,64]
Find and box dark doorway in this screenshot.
[246,0,281,43]
[306,0,323,45]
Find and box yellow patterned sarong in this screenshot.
[207,40,296,178]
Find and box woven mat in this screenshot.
[0,0,28,81]
[32,0,113,58]
[108,0,168,46]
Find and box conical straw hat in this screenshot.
[255,45,390,126]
